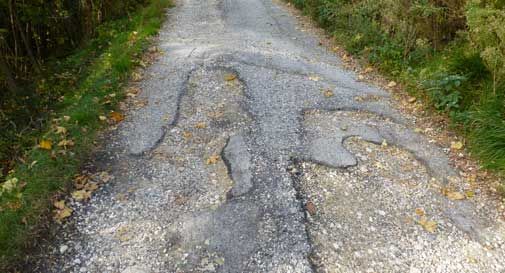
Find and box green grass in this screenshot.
[286,0,505,178]
[0,0,172,269]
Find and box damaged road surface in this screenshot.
[33,0,505,272]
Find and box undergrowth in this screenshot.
[0,0,172,269]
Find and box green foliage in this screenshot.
[0,0,172,270]
[468,94,505,170]
[422,73,466,112]
[0,0,150,180]
[466,0,505,92]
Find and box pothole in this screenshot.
[295,137,505,273]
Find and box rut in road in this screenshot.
[32,0,505,272]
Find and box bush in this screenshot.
[466,0,505,94]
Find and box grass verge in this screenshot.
[0,0,172,269]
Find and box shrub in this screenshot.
[466,0,505,94]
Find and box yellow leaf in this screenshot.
[58,139,75,147]
[55,126,67,134]
[182,131,192,139]
[415,208,425,216]
[131,72,143,82]
[74,175,88,190]
[364,67,374,74]
[387,81,397,88]
[408,97,417,103]
[72,190,91,201]
[323,89,334,98]
[1,178,18,193]
[39,139,53,150]
[206,155,220,165]
[224,73,237,81]
[465,190,475,198]
[99,115,107,121]
[447,191,466,201]
[451,141,464,150]
[195,122,207,129]
[110,111,124,123]
[84,182,99,192]
[98,171,113,183]
[54,206,72,222]
[54,200,66,210]
[419,216,437,233]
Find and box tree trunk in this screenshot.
[10,0,41,72]
[0,55,18,94]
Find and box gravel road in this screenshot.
[31,0,505,272]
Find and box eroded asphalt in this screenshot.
[32,0,505,272]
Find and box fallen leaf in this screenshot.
[206,155,220,165]
[215,257,225,265]
[408,97,417,103]
[55,126,67,134]
[364,67,374,74]
[323,89,334,98]
[54,206,73,222]
[53,200,66,210]
[39,140,53,150]
[387,81,397,88]
[309,75,320,81]
[354,96,366,103]
[58,139,75,147]
[415,208,425,216]
[447,191,466,201]
[451,141,464,150]
[414,128,423,133]
[72,190,91,201]
[84,182,99,192]
[74,175,88,189]
[418,216,437,233]
[1,177,18,193]
[115,225,130,242]
[465,190,475,198]
[98,171,113,183]
[131,72,143,82]
[306,201,317,215]
[182,131,192,139]
[126,92,137,98]
[110,112,124,123]
[99,115,107,121]
[195,122,207,129]
[5,200,22,210]
[224,73,237,81]
[381,139,388,147]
